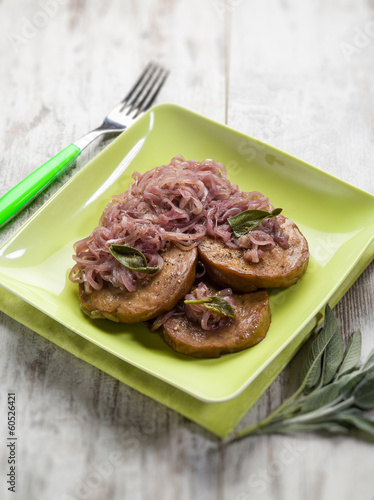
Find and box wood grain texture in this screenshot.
[0,1,373,499]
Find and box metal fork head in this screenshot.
[75,63,169,150]
[104,63,169,130]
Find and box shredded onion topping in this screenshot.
[69,155,289,292]
[184,282,235,331]
[152,282,236,332]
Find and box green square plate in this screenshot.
[0,103,373,403]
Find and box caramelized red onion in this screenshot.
[152,282,236,332]
[184,283,235,331]
[69,155,288,292]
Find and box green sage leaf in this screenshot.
[228,304,374,443]
[109,244,159,274]
[353,372,374,410]
[301,368,367,413]
[303,356,323,394]
[184,296,235,318]
[283,421,350,435]
[335,411,374,438]
[228,208,283,238]
[300,384,342,414]
[307,422,350,434]
[300,305,338,393]
[321,310,343,385]
[254,421,349,436]
[336,350,374,398]
[361,348,374,372]
[336,330,362,379]
[336,370,367,398]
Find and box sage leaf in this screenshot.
[300,384,342,414]
[337,370,368,398]
[303,356,323,394]
[184,296,235,318]
[228,208,283,238]
[228,305,374,444]
[284,422,350,434]
[353,373,374,410]
[109,244,159,274]
[302,369,367,409]
[321,310,343,385]
[308,422,350,434]
[335,411,374,438]
[300,305,338,393]
[336,330,362,378]
[260,421,349,436]
[361,348,374,372]
[337,350,374,398]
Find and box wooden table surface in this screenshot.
[0,1,373,499]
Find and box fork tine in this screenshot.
[125,63,159,111]
[133,67,169,118]
[130,65,163,114]
[121,62,155,106]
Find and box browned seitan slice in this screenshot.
[159,289,270,358]
[79,246,198,323]
[198,218,309,292]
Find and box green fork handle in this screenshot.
[0,143,81,228]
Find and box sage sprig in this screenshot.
[230,305,374,441]
[184,296,235,318]
[109,244,159,274]
[228,208,282,238]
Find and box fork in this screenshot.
[0,63,169,228]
